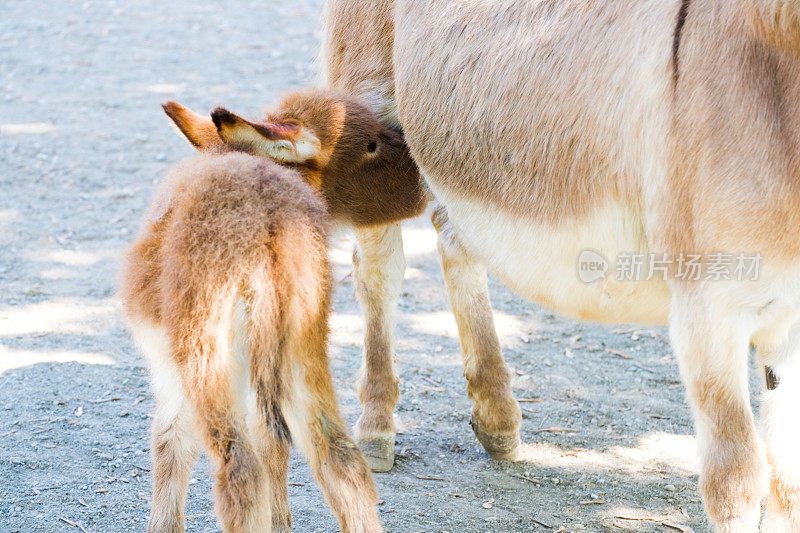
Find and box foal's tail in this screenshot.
[245,264,384,533]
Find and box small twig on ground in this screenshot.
[517,398,542,403]
[563,449,587,457]
[633,363,656,374]
[59,516,88,533]
[32,484,61,495]
[511,473,541,484]
[422,376,443,388]
[88,397,120,404]
[606,348,632,360]
[415,474,446,481]
[616,514,695,533]
[662,522,695,533]
[534,427,574,434]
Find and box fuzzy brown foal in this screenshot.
[121,89,423,532]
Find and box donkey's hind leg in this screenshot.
[669,286,768,532]
[432,204,522,460]
[756,320,800,532]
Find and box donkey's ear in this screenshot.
[162,101,223,151]
[211,107,321,163]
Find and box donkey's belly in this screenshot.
[432,186,671,325]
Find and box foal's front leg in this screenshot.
[432,205,522,459]
[352,223,405,472]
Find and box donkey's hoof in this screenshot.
[470,417,522,461]
[359,436,395,472]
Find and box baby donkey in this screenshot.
[121,89,424,532]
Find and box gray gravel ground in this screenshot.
[1,1,764,531]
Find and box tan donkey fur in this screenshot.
[322,0,800,530]
[120,89,424,532]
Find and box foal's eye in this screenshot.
[367,141,378,153]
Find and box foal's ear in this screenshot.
[162,101,223,150]
[211,107,322,163]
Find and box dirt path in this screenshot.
[1,1,759,531]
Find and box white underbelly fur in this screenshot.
[431,186,671,325]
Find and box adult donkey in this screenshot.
[324,1,800,530]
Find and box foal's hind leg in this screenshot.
[250,403,292,532]
[131,321,200,533]
[263,429,291,532]
[281,318,381,532]
[177,333,270,532]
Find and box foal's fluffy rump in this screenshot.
[120,151,381,532]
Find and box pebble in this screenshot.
[664,484,677,492]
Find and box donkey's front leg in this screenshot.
[670,288,768,533]
[432,205,522,460]
[352,223,405,472]
[758,323,800,532]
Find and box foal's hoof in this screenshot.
[359,436,395,473]
[470,417,522,461]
